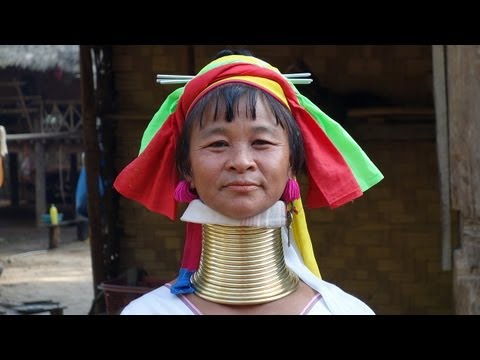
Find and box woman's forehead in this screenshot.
[194,114,285,140]
[201,95,272,119]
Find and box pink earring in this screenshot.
[281,178,300,202]
[174,180,199,202]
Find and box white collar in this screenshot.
[180,200,287,228]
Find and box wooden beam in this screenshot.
[0,95,42,102]
[93,46,119,283]
[447,45,480,315]
[34,141,46,227]
[106,113,151,121]
[43,100,81,105]
[347,107,435,119]
[13,79,33,132]
[346,123,435,141]
[0,108,39,114]
[0,81,26,86]
[69,153,78,207]
[448,46,480,217]
[80,45,105,304]
[6,131,82,141]
[432,45,452,271]
[8,152,19,206]
[454,220,480,314]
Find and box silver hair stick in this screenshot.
[156,72,313,85]
[156,78,312,85]
[156,72,311,79]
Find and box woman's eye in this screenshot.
[252,139,272,146]
[209,141,228,148]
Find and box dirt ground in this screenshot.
[0,205,94,315]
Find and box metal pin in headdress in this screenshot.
[156,73,314,85]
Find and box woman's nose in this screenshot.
[227,145,256,172]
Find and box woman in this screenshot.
[113,50,384,315]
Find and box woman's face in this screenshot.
[188,96,292,219]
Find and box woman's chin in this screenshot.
[214,202,274,220]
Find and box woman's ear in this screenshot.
[287,166,294,179]
[185,176,195,190]
[174,179,198,202]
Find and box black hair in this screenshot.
[213,49,254,59]
[175,82,305,179]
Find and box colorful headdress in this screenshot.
[113,54,383,293]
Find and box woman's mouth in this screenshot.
[223,182,259,192]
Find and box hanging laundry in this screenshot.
[0,125,8,188]
[75,152,104,218]
[19,143,33,182]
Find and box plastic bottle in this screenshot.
[50,204,59,225]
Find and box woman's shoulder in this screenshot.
[120,284,195,315]
[314,279,375,315]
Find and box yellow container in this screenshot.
[49,204,58,225]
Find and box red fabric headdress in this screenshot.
[114,57,374,220]
[113,54,383,287]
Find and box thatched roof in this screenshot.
[0,45,79,73]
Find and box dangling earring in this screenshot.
[174,180,199,202]
[281,178,300,202]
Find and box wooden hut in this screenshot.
[0,45,83,225]
[79,45,479,315]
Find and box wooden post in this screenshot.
[48,225,60,249]
[432,45,452,271]
[8,152,19,206]
[70,152,78,215]
[80,45,105,309]
[34,141,46,227]
[447,45,480,314]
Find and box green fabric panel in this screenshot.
[297,94,384,192]
[139,87,184,154]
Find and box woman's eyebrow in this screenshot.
[251,125,280,135]
[199,124,280,139]
[198,126,226,139]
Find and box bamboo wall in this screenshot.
[112,45,453,314]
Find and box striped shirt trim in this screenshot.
[300,292,323,315]
[164,283,203,315]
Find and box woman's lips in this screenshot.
[223,182,259,192]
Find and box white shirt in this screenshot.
[121,201,374,315]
